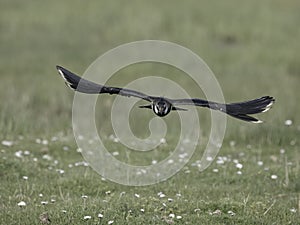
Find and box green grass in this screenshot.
[0,0,300,224]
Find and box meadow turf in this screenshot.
[0,0,299,224]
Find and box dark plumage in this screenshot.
[57,65,275,123]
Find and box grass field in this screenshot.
[1,0,300,224]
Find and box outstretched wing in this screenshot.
[170,96,275,123]
[56,66,153,102]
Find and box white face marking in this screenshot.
[164,107,169,115]
[252,120,263,124]
[154,105,159,114]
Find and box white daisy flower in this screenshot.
[284,120,292,126]
[17,201,26,207]
[83,215,91,220]
[2,140,13,147]
[271,174,278,180]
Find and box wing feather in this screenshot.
[170,96,274,123]
[56,66,153,102]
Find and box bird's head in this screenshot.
[153,99,172,117]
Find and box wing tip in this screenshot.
[261,96,275,113]
[56,65,66,78]
[56,65,77,90]
[252,119,263,124]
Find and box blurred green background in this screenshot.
[1,0,299,139]
[0,0,299,224]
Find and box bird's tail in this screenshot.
[219,96,275,123]
[56,65,104,94]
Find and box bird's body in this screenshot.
[56,65,275,123]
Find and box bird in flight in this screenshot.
[56,66,274,123]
